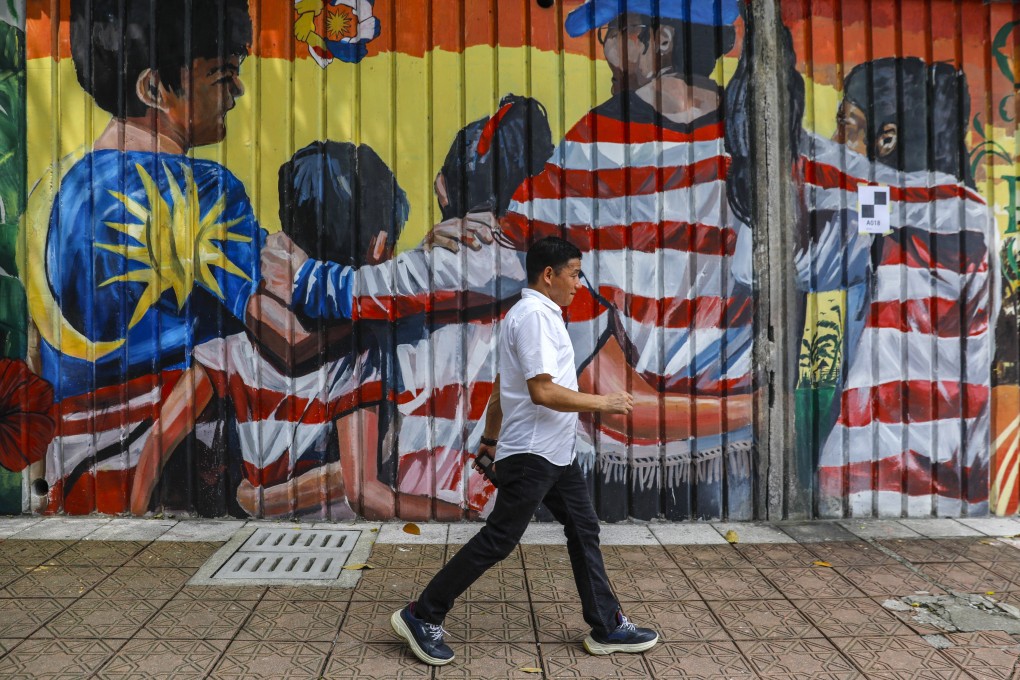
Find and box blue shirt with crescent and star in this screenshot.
[41,150,265,401]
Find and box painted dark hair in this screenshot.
[439,94,554,220]
[844,57,973,185]
[278,141,410,267]
[278,142,408,464]
[723,15,805,226]
[526,236,582,284]
[70,0,252,119]
[627,16,737,80]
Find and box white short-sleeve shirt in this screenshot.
[496,288,578,465]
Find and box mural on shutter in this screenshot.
[1,0,1016,521]
[784,0,1017,519]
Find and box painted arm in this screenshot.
[235,461,345,517]
[244,290,352,373]
[130,364,214,515]
[793,209,872,292]
[260,214,525,321]
[578,337,754,441]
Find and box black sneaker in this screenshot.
[390,602,455,666]
[583,612,658,655]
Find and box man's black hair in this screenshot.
[278,141,410,267]
[70,0,252,119]
[526,236,583,284]
[844,57,973,185]
[438,93,554,221]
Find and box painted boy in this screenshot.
[30,0,301,513]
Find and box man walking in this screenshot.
[391,237,658,666]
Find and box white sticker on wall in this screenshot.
[858,185,891,234]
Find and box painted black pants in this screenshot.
[415,453,620,637]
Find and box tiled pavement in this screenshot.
[0,517,1017,678]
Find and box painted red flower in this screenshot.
[0,359,55,473]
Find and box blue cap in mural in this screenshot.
[565,0,741,38]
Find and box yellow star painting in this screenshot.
[326,6,353,41]
[96,162,252,329]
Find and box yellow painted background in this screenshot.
[28,48,605,252]
[27,50,755,253]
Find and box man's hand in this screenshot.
[423,211,497,253]
[471,441,497,475]
[260,232,309,305]
[599,391,634,415]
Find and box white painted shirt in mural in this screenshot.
[192,332,378,491]
[288,237,528,512]
[496,288,578,466]
[500,92,756,493]
[291,241,527,321]
[392,319,500,512]
[800,131,996,516]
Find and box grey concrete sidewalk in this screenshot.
[0,516,1018,678]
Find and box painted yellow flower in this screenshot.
[96,161,251,329]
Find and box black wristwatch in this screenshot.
[480,436,498,447]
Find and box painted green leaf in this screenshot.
[0,274,25,358]
[0,22,23,279]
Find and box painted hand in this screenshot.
[336,0,374,20]
[355,15,381,42]
[236,478,260,517]
[423,211,497,253]
[260,232,309,306]
[294,0,325,16]
[294,12,317,42]
[334,0,381,43]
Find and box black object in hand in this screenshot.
[475,452,498,488]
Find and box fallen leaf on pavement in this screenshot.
[724,530,739,544]
[812,561,833,568]
[520,668,542,674]
[403,523,421,535]
[343,563,374,571]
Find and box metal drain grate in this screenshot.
[193,526,370,586]
[244,528,357,553]
[216,552,348,581]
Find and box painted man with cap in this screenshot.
[502,0,756,519]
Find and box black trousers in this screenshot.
[415,453,620,637]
